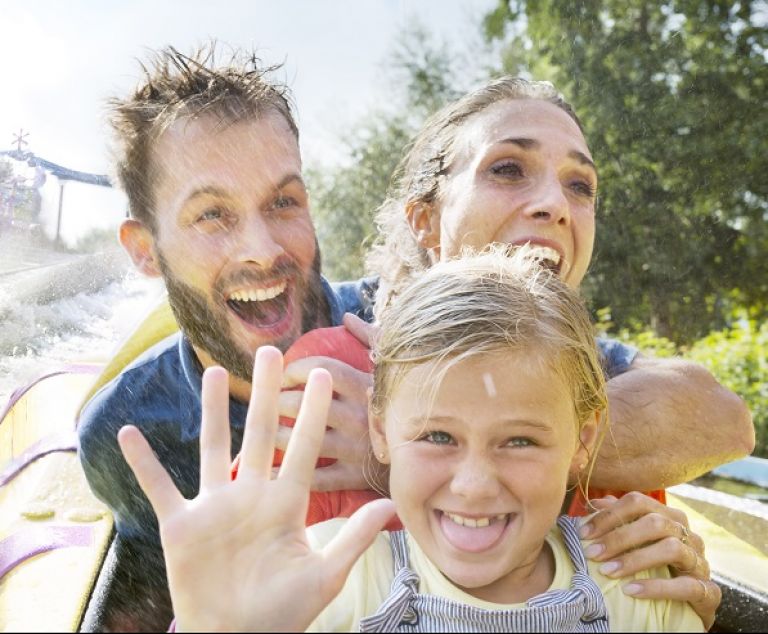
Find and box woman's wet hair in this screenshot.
[370,245,607,489]
[368,77,583,316]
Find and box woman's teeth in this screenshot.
[229,282,287,302]
[445,512,508,528]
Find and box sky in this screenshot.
[1,0,497,246]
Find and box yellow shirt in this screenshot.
[306,519,704,632]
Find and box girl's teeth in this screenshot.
[446,512,506,528]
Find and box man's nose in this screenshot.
[522,174,571,225]
[235,212,286,268]
[449,454,501,500]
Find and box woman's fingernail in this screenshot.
[599,560,622,575]
[584,543,604,558]
[579,522,594,538]
[623,583,643,596]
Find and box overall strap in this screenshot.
[358,531,420,632]
[526,516,609,628]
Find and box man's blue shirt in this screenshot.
[78,276,346,546]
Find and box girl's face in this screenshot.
[411,99,597,289]
[371,353,598,603]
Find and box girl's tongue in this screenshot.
[439,512,509,553]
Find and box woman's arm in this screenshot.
[580,493,720,630]
[118,347,395,632]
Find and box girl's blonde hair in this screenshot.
[370,246,608,489]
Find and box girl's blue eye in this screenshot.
[506,437,535,448]
[424,431,454,445]
[490,161,524,178]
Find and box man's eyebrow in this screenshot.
[180,173,306,208]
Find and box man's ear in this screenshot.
[405,200,440,260]
[367,388,390,465]
[119,219,161,277]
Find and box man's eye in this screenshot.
[490,161,524,178]
[272,195,297,210]
[423,431,454,445]
[197,208,224,222]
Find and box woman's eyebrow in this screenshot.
[497,138,597,175]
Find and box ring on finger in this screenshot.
[679,523,690,546]
[696,578,710,602]
[677,549,699,575]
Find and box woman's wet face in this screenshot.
[426,99,597,288]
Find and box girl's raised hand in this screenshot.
[118,346,395,632]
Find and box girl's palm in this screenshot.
[118,347,394,632]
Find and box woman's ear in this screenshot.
[405,200,440,261]
[367,388,390,465]
[119,219,162,277]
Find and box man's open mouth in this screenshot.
[225,281,290,328]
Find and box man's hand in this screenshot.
[118,347,395,632]
[579,493,720,630]
[278,355,373,491]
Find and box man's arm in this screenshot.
[591,354,755,490]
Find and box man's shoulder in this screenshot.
[78,333,185,438]
[331,276,379,322]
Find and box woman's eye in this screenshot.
[423,431,454,445]
[490,161,524,178]
[569,180,597,198]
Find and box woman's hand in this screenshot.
[579,492,720,630]
[118,346,395,632]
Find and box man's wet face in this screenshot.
[148,113,329,379]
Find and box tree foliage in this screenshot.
[484,0,768,343]
[307,25,463,281]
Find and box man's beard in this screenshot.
[156,247,328,383]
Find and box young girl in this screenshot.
[118,248,704,632]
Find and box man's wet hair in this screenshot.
[107,41,298,232]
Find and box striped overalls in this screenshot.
[359,515,610,632]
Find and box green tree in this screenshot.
[484,0,768,343]
[307,25,465,281]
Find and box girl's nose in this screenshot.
[449,455,501,500]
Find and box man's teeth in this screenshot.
[229,282,286,302]
[445,512,508,528]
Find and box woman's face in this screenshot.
[417,99,597,288]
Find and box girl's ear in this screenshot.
[367,387,390,464]
[119,219,162,277]
[405,200,440,261]
[570,410,601,474]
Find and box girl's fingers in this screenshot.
[321,498,396,596]
[237,346,284,480]
[118,425,184,521]
[279,368,333,489]
[199,367,232,490]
